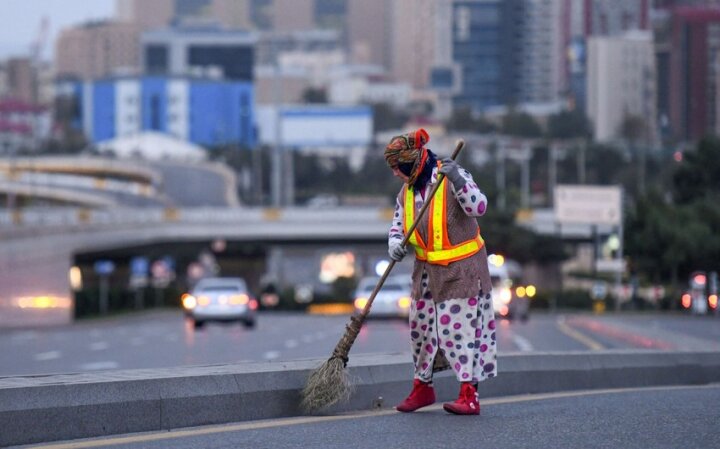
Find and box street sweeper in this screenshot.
[384,128,496,415]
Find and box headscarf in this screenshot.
[384,128,430,186]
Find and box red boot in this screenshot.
[443,382,480,415]
[396,379,436,412]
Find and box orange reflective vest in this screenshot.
[404,172,484,266]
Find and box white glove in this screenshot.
[389,242,407,261]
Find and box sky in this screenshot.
[0,0,115,60]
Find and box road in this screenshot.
[20,384,720,449]
[1,311,718,377]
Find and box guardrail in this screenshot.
[0,206,396,232]
[0,156,162,186]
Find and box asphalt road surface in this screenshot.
[20,384,720,449]
[1,311,718,377]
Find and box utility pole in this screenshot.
[271,37,284,207]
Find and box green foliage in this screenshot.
[501,111,543,138]
[625,137,720,284]
[445,107,497,133]
[547,109,592,139]
[371,103,410,132]
[672,137,720,203]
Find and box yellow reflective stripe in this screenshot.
[414,247,427,259]
[404,186,418,247]
[432,178,445,251]
[426,235,484,263]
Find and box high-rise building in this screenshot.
[211,0,253,29]
[451,0,524,112]
[142,28,256,81]
[175,0,213,18]
[389,0,437,89]
[59,75,255,147]
[55,21,141,79]
[519,0,563,104]
[586,31,656,142]
[272,0,315,31]
[668,7,720,141]
[116,0,174,30]
[5,58,37,103]
[346,0,390,67]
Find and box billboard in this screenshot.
[554,185,621,226]
[257,105,373,148]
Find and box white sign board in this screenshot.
[257,106,373,148]
[554,185,621,225]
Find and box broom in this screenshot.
[301,139,466,412]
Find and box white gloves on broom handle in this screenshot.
[389,241,407,262]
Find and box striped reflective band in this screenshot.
[403,172,483,265]
[426,233,484,265]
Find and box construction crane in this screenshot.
[29,16,50,65]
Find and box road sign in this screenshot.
[554,185,621,225]
[129,257,149,289]
[93,260,115,276]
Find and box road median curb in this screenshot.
[1,350,719,447]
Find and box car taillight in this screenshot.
[229,294,249,305]
[681,293,691,309]
[249,299,258,310]
[500,305,509,316]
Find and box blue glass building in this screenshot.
[451,0,523,113]
[61,76,255,148]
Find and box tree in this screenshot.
[672,137,720,203]
[371,103,409,132]
[446,106,496,133]
[547,109,592,139]
[501,111,543,138]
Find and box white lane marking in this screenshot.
[284,339,298,349]
[263,351,280,360]
[164,334,179,342]
[34,351,61,361]
[90,342,108,351]
[10,331,38,344]
[79,361,119,371]
[512,335,534,352]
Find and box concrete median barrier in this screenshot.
[1,350,719,447]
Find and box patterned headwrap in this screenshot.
[384,128,430,185]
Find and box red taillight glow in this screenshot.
[500,305,509,316]
[249,299,258,310]
[681,294,691,309]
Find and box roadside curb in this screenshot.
[1,350,719,447]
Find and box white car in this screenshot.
[182,277,258,329]
[489,261,529,321]
[353,275,412,319]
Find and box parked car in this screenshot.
[182,277,258,329]
[353,275,412,319]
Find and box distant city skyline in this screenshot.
[0,0,114,60]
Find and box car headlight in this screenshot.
[500,288,512,304]
[354,297,368,310]
[397,296,411,309]
[182,294,197,309]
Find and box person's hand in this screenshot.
[439,158,467,190]
[388,242,407,261]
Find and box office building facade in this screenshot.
[61,76,255,147]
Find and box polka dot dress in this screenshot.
[410,269,497,383]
